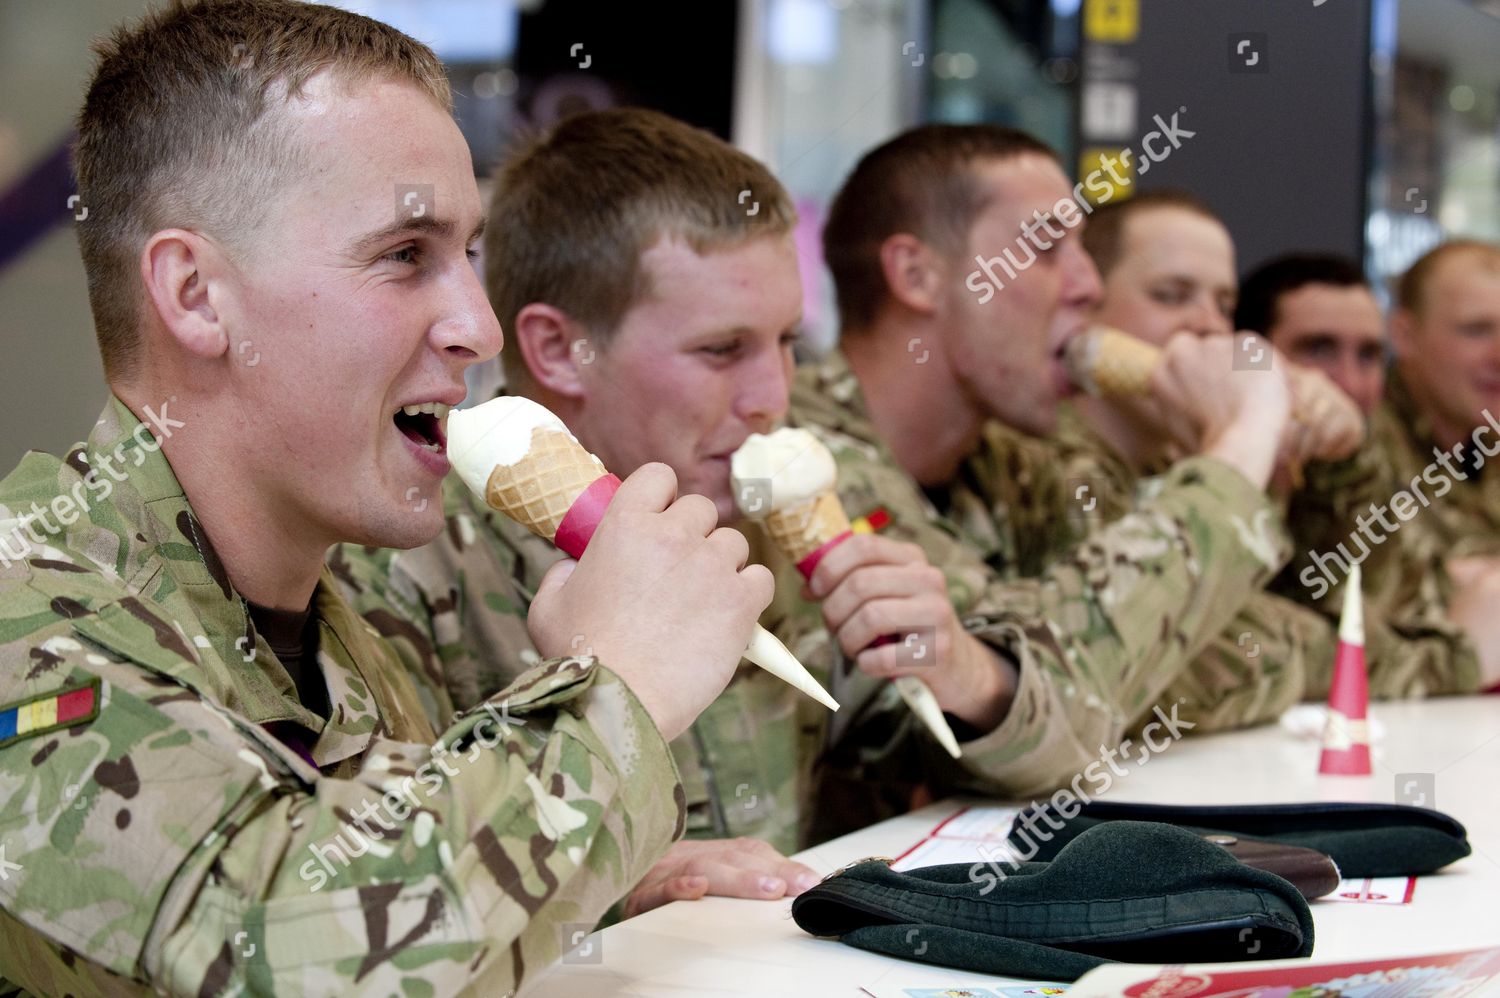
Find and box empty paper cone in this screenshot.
[744,626,839,712]
[895,676,961,758]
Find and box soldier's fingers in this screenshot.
[835,596,924,659]
[855,630,950,679]
[665,492,720,538]
[704,525,751,569]
[533,558,578,601]
[807,535,923,599]
[820,564,946,632]
[624,874,708,919]
[714,841,819,892]
[692,861,791,900]
[613,461,679,514]
[775,858,822,895]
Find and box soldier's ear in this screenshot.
[140,229,231,361]
[878,233,945,316]
[513,303,591,399]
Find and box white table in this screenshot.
[528,698,1500,996]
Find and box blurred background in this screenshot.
[1,0,1498,469]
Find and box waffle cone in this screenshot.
[482,427,607,541]
[1065,326,1161,397]
[764,492,852,564]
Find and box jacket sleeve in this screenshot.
[0,621,683,998]
[818,427,1291,798]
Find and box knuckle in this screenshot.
[675,492,717,524]
[710,526,750,562]
[853,602,886,637]
[846,569,873,601]
[635,461,677,490]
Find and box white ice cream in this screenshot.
[731,428,837,517]
[446,396,576,499]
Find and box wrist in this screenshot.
[941,634,1016,732]
[1203,414,1284,489]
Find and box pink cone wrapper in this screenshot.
[1319,563,1372,776]
[548,472,839,711]
[796,525,961,757]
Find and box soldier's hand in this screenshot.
[1152,331,1291,489]
[528,463,774,742]
[1445,555,1500,689]
[806,534,1017,731]
[621,838,821,919]
[1280,364,1365,468]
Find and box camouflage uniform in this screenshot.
[1268,370,1497,685]
[339,347,1302,853]
[0,399,683,997]
[785,353,1292,801]
[1035,404,1479,725]
[334,483,821,857]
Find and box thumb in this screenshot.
[535,557,579,600]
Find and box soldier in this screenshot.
[0,3,772,995]
[338,107,823,913]
[1237,252,1387,418]
[1059,194,1484,720]
[373,120,1304,837]
[336,108,1046,903]
[1385,240,1500,550]
[801,124,1300,759]
[1347,240,1500,689]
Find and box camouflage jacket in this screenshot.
[344,361,1260,853]
[0,399,682,997]
[1311,371,1500,643]
[787,353,1291,802]
[334,483,823,857]
[1039,405,1479,720]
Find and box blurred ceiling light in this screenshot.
[769,0,839,65]
[472,69,517,99]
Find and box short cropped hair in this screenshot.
[1234,253,1368,334]
[484,108,796,389]
[1396,239,1500,319]
[822,124,1058,332]
[1080,188,1221,281]
[76,0,451,381]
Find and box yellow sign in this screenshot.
[1084,0,1139,44]
[1078,148,1136,207]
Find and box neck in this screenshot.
[841,318,984,488]
[115,385,325,611]
[1394,367,1470,451]
[1074,395,1165,475]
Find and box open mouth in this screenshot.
[393,402,450,453]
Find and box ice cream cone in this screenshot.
[482,426,608,543]
[764,492,854,566]
[1319,563,1372,776]
[1064,325,1160,397]
[449,398,839,713]
[734,430,960,756]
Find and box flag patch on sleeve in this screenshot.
[0,679,100,747]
